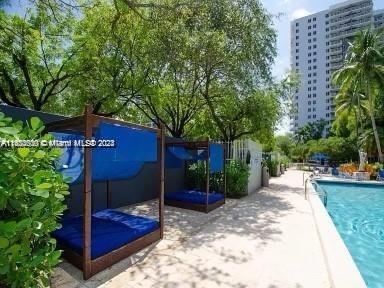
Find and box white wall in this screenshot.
[245,139,263,194]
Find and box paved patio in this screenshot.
[52,169,330,288]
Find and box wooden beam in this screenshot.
[205,140,210,213]
[159,124,165,239]
[83,104,93,280]
[165,140,209,149]
[44,116,85,132]
[92,115,160,133]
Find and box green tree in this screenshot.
[333,29,384,161]
[0,7,78,111]
[294,119,327,143]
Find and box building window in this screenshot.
[313,44,317,48]
[296,55,299,59]
[313,31,317,35]
[313,100,316,104]
[313,65,317,69]
[308,101,311,105]
[313,72,317,76]
[296,63,298,66]
[313,17,316,21]
[313,114,317,119]
[313,93,316,97]
[308,80,311,84]
[313,59,317,63]
[313,51,317,55]
[308,32,311,36]
[326,28,329,32]
[308,25,312,29]
[296,35,299,39]
[296,22,299,26]
[308,108,311,112]
[308,59,312,63]
[313,24,317,28]
[308,115,312,119]
[308,39,311,43]
[296,49,299,53]
[308,53,312,56]
[296,29,299,33]
[313,86,316,91]
[308,19,311,23]
[296,42,299,46]
[313,38,317,42]
[313,108,316,111]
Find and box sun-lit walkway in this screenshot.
[52,170,329,288]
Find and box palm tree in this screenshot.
[333,29,384,162]
[334,87,367,140]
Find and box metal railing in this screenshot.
[304,177,328,207]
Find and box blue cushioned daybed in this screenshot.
[165,190,224,205]
[165,140,226,213]
[46,105,165,280]
[53,209,159,260]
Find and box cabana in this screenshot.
[165,140,225,213]
[45,105,164,280]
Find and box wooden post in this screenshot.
[159,124,165,239]
[83,104,93,279]
[223,144,226,203]
[205,140,210,213]
[107,181,111,209]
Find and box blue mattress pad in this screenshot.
[53,209,159,260]
[165,190,224,205]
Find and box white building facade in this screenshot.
[290,0,382,134]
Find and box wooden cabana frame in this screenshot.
[165,140,226,213]
[45,105,164,280]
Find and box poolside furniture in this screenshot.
[331,167,339,177]
[377,169,384,181]
[165,140,226,213]
[46,105,165,280]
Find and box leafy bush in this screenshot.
[225,160,249,198]
[187,159,249,198]
[0,114,69,287]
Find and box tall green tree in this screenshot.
[0,6,78,111]
[333,29,384,161]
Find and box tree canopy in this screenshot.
[0,0,293,144]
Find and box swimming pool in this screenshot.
[315,180,384,288]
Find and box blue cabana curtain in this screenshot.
[165,143,224,173]
[53,122,157,183]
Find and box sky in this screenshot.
[4,0,384,136]
[260,0,384,135]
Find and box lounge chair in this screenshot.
[331,167,339,177]
[377,169,384,181]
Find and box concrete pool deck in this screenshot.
[52,169,330,288]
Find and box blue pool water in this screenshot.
[316,181,384,288]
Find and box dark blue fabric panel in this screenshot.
[52,209,159,260]
[52,122,157,183]
[165,148,184,169]
[94,122,157,162]
[209,144,224,173]
[52,132,84,183]
[165,190,224,205]
[168,146,196,160]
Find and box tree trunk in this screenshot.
[367,84,383,162]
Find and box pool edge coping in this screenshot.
[308,181,367,288]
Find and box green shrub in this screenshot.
[225,160,249,198]
[0,113,69,288]
[187,159,249,198]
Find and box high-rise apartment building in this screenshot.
[290,0,382,133]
